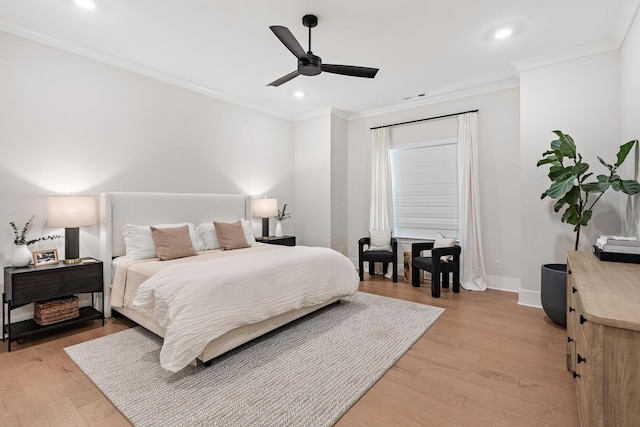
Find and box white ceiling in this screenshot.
[0,0,637,119]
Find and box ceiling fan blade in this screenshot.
[321,64,379,78]
[269,26,307,60]
[267,70,300,87]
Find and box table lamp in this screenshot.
[47,196,97,264]
[254,198,278,238]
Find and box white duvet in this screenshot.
[133,245,359,372]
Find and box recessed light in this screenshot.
[494,28,513,40]
[486,22,523,41]
[293,91,305,98]
[75,0,97,10]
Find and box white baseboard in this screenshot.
[518,289,542,308]
[351,259,542,308]
[485,274,520,293]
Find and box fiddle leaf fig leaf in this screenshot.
[548,165,575,181]
[537,156,560,167]
[579,210,592,227]
[579,172,593,183]
[582,181,610,193]
[617,179,640,195]
[598,156,613,171]
[553,131,577,158]
[615,140,637,167]
[572,162,589,177]
[546,176,575,198]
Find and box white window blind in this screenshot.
[390,137,459,239]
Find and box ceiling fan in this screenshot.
[268,14,379,87]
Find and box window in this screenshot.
[389,137,459,239]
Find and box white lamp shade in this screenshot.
[47,196,97,227]
[254,198,278,218]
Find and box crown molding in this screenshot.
[348,79,520,121]
[0,19,293,121]
[511,38,620,72]
[513,0,640,72]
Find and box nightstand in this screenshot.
[256,235,296,247]
[2,257,104,351]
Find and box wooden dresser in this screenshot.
[566,251,640,426]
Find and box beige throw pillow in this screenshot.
[150,225,198,261]
[433,232,456,262]
[368,229,392,251]
[214,220,250,250]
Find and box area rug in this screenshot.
[65,291,444,427]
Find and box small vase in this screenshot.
[11,244,32,267]
[275,220,284,237]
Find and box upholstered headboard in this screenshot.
[99,191,250,317]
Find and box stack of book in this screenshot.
[595,236,640,255]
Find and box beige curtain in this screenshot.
[458,112,487,291]
[369,127,394,277]
[370,127,394,230]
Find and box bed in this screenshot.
[99,192,359,372]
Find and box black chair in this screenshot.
[358,237,398,282]
[411,242,461,298]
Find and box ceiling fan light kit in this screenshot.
[268,14,379,87]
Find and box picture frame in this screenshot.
[33,249,59,267]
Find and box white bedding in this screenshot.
[132,245,359,372]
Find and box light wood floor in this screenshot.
[0,276,579,427]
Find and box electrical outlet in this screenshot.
[494,259,502,270]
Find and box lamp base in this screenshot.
[262,217,270,238]
[64,227,81,264]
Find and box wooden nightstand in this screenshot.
[256,236,296,247]
[2,257,104,351]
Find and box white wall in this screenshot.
[293,114,331,247]
[347,86,521,292]
[331,113,349,255]
[621,9,640,188]
[0,31,295,319]
[519,51,621,306]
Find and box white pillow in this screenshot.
[196,219,256,250]
[123,223,203,261]
[433,232,456,262]
[241,219,257,245]
[196,222,220,250]
[368,229,392,251]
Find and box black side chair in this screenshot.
[411,242,461,297]
[358,237,398,282]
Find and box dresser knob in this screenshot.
[569,306,575,312]
[573,371,580,379]
[578,354,586,364]
[580,315,587,324]
[572,286,577,293]
[568,336,573,343]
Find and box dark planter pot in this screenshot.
[541,264,567,327]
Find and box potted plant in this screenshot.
[274,204,291,237]
[9,215,62,267]
[536,131,640,326]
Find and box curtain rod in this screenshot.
[370,109,479,130]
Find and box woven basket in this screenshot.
[34,296,79,326]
